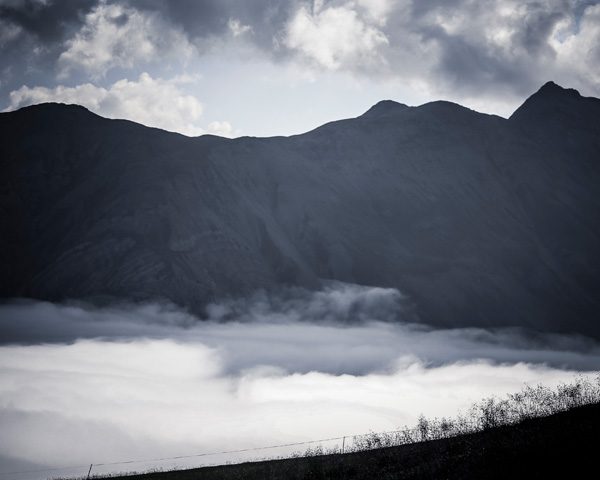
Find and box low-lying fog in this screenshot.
[1,283,599,478]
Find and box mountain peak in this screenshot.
[539,80,562,91]
[361,100,409,119]
[509,81,585,123]
[1,102,99,125]
[536,81,581,98]
[8,102,92,114]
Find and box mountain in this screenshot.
[1,82,599,336]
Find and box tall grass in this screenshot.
[344,373,600,453]
[62,374,600,479]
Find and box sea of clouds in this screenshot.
[1,282,598,478]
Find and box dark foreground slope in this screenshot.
[1,82,600,335]
[107,402,600,480]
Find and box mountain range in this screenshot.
[1,81,599,337]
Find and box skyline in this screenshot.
[1,0,599,137]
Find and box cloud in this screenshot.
[398,0,600,99]
[0,0,96,43]
[1,283,598,477]
[1,282,599,373]
[403,1,556,94]
[0,16,20,46]
[549,3,600,89]
[128,0,299,51]
[0,338,595,478]
[0,1,97,101]
[207,120,235,137]
[4,72,208,136]
[58,1,195,78]
[203,282,411,325]
[283,2,389,70]
[2,0,600,123]
[275,0,600,109]
[228,18,252,37]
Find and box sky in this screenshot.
[1,0,599,137]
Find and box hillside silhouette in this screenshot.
[1,82,599,336]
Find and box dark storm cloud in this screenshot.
[129,0,600,96]
[0,0,97,101]
[127,0,301,51]
[516,4,565,54]
[0,0,96,42]
[398,0,597,96]
[0,0,295,51]
[122,0,230,37]
[0,0,297,98]
[2,0,600,104]
[8,0,316,47]
[418,23,529,93]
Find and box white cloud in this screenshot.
[228,18,252,37]
[1,284,598,477]
[276,0,600,116]
[357,0,395,25]
[5,73,208,136]
[0,337,591,478]
[283,2,389,70]
[58,1,195,77]
[549,4,600,89]
[207,120,234,137]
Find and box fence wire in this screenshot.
[4,374,599,480]
[0,424,465,480]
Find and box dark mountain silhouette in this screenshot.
[1,82,599,336]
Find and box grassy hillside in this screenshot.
[103,377,600,480]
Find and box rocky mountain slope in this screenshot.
[1,81,599,336]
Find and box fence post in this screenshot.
[86,464,93,479]
[342,437,345,454]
